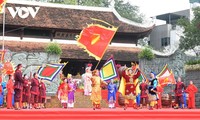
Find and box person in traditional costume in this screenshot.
[174,77,186,109]
[139,79,149,108]
[121,63,141,110]
[6,75,14,109]
[22,74,31,109]
[67,74,76,108]
[156,84,163,109]
[0,81,6,108]
[185,81,198,109]
[91,69,107,110]
[30,73,40,109]
[148,72,158,110]
[107,79,117,109]
[58,78,69,108]
[39,79,46,109]
[14,64,24,110]
[82,64,92,96]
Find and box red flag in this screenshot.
[77,23,118,60]
[0,0,6,13]
[158,71,176,87]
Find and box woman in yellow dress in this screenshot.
[90,70,107,110]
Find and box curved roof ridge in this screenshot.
[8,0,155,28]
[8,0,113,12]
[112,8,155,28]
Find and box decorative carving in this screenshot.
[9,51,60,94]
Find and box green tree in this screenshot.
[48,0,78,5]
[78,0,110,7]
[114,0,143,23]
[177,7,200,56]
[49,0,143,23]
[138,47,155,60]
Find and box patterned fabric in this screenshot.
[77,20,118,60]
[100,57,118,81]
[38,64,65,81]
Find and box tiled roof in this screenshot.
[1,2,154,34]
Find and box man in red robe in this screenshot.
[156,85,163,109]
[30,73,40,109]
[22,74,31,109]
[174,77,186,109]
[14,64,24,110]
[39,79,46,109]
[6,75,14,109]
[185,81,198,109]
[139,79,148,108]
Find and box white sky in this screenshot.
[128,0,190,17]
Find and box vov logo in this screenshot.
[7,7,40,19]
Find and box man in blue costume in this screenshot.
[148,72,158,110]
[107,79,117,108]
[0,80,6,108]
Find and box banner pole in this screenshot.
[2,3,6,50]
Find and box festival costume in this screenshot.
[30,78,39,109]
[148,78,158,110]
[82,65,92,96]
[122,68,141,109]
[90,76,106,110]
[58,82,69,108]
[174,81,186,109]
[0,81,6,108]
[39,82,46,108]
[185,84,198,109]
[68,81,76,108]
[14,69,24,109]
[6,79,14,109]
[156,85,163,109]
[107,82,117,108]
[139,82,149,108]
[22,79,31,109]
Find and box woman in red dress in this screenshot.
[6,75,14,109]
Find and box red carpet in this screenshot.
[0,108,200,120]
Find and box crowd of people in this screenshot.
[0,63,199,110]
[0,64,46,110]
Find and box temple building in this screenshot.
[0,0,154,76]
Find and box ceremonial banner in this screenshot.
[38,64,65,81]
[156,64,171,78]
[118,77,126,96]
[0,50,5,62]
[77,19,118,60]
[0,0,6,13]
[158,70,176,87]
[157,64,176,87]
[100,57,118,81]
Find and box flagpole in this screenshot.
[2,3,6,50]
[95,60,101,70]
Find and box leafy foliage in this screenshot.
[45,42,62,55]
[114,0,144,23]
[138,47,155,60]
[177,7,200,56]
[78,0,110,7]
[49,0,144,23]
[185,59,200,65]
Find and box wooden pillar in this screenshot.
[50,30,54,41]
[20,28,24,40]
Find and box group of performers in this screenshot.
[0,64,46,110]
[0,63,199,110]
[79,63,198,110]
[57,74,76,108]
